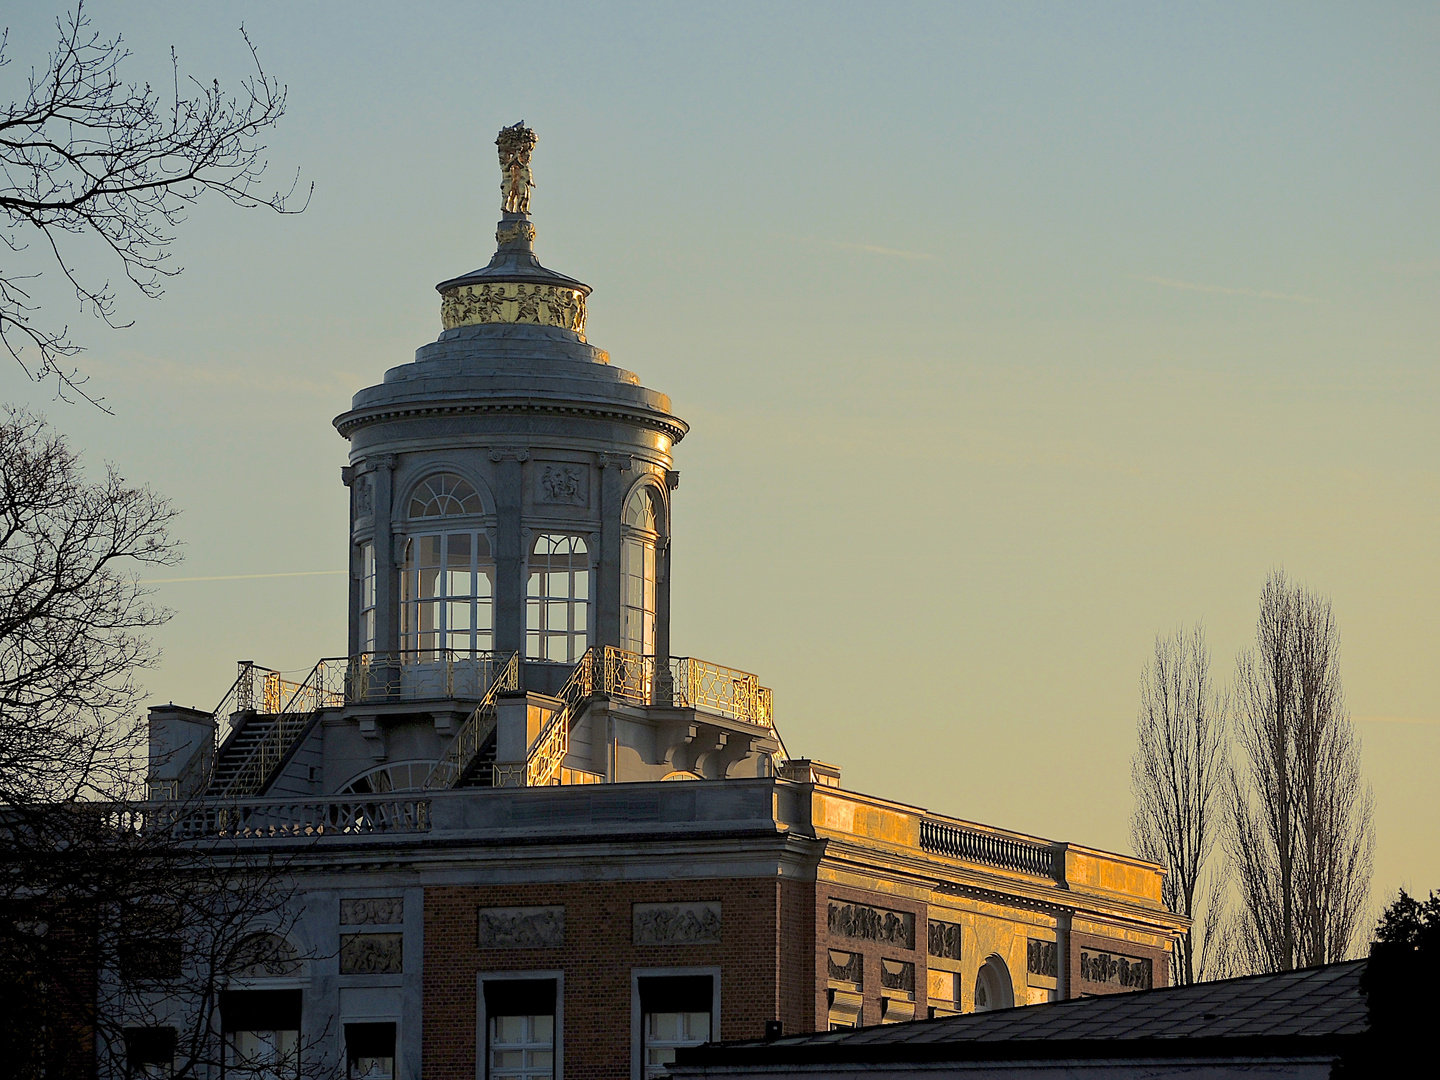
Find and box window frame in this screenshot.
[399,530,496,658]
[620,485,662,657]
[524,533,593,664]
[629,967,720,1080]
[358,542,377,654]
[475,970,565,1080]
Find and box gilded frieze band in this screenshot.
[441,281,587,338]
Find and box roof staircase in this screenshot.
[206,659,344,799]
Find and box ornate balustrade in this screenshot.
[919,818,1059,879]
[345,649,512,704]
[169,796,431,839]
[600,647,773,727]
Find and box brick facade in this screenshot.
[424,878,816,1080]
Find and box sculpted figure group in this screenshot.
[497,122,537,214]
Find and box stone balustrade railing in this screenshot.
[919,817,1059,879]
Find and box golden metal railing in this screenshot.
[503,648,600,788]
[423,653,520,789]
[345,649,512,704]
[600,647,773,727]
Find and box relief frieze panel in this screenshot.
[477,905,565,949]
[536,463,587,507]
[1027,938,1058,978]
[928,920,962,960]
[880,959,915,995]
[828,901,915,950]
[340,897,403,926]
[440,282,587,338]
[633,902,722,946]
[339,932,403,975]
[1079,949,1152,989]
[827,949,862,987]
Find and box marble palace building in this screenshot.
[139,124,1187,1080]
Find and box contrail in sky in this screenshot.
[1132,274,1317,304]
[141,570,348,584]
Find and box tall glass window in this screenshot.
[620,488,659,656]
[483,979,556,1080]
[400,532,494,656]
[638,976,712,1080]
[526,534,589,662]
[488,1015,553,1080]
[358,542,376,653]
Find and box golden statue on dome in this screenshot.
[497,122,537,215]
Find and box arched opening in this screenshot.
[338,759,439,794]
[527,534,590,662]
[620,486,661,656]
[974,955,1014,1012]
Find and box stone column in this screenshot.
[342,466,360,657]
[492,449,527,661]
[596,453,631,651]
[656,469,679,663]
[372,455,400,654]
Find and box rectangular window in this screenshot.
[526,535,590,663]
[484,979,556,1080]
[638,976,712,1080]
[220,989,302,1080]
[620,535,656,656]
[125,1027,176,1079]
[400,532,494,658]
[345,1022,395,1080]
[359,543,376,654]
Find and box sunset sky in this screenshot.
[3,3,1436,907]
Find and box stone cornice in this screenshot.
[333,395,689,443]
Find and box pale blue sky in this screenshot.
[3,3,1437,907]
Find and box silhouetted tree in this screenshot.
[0,2,306,405]
[1228,570,1373,972]
[1331,889,1437,1080]
[0,410,325,1079]
[1130,624,1229,984]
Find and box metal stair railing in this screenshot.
[217,657,346,799]
[497,649,599,788]
[422,652,520,789]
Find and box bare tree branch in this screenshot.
[0,2,308,407]
[1129,623,1228,983]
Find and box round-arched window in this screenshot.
[409,473,483,518]
[621,487,660,656]
[974,956,1014,1012]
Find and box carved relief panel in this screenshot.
[477,905,565,948]
[828,902,915,949]
[341,897,403,926]
[534,462,589,508]
[1078,949,1152,990]
[632,902,721,945]
[340,933,403,975]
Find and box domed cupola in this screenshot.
[334,122,688,702]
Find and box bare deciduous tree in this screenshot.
[0,407,177,803]
[1130,623,1228,984]
[0,411,325,1079]
[1228,570,1374,972]
[0,2,307,405]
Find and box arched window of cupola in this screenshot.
[400,473,493,658]
[526,534,590,663]
[408,472,483,517]
[621,486,662,657]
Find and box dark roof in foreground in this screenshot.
[677,961,1367,1068]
